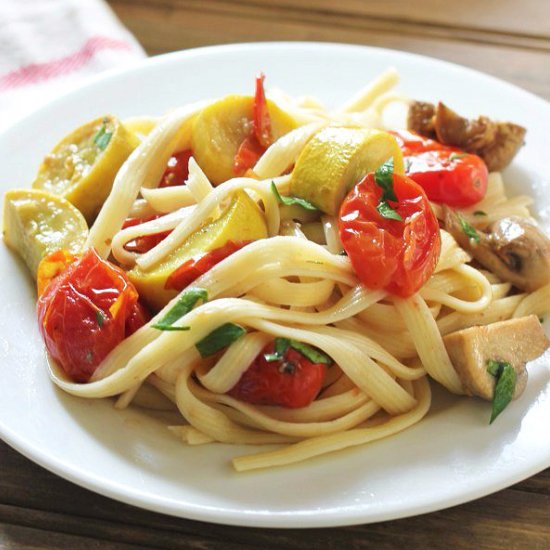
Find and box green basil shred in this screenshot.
[152,288,208,331]
[486,359,517,423]
[93,123,113,151]
[95,310,105,328]
[374,158,402,220]
[196,323,246,357]
[458,213,480,243]
[271,182,318,211]
[264,337,333,365]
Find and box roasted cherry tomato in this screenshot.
[36,249,76,296]
[165,240,250,291]
[390,129,488,207]
[405,149,488,207]
[37,248,149,382]
[159,149,193,187]
[338,172,441,298]
[228,342,327,408]
[122,215,172,254]
[233,73,272,175]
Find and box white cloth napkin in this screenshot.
[0,0,145,131]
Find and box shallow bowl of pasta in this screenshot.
[0,42,550,528]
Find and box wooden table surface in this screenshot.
[2,1,550,548]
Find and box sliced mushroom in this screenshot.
[443,315,549,400]
[407,101,436,138]
[407,100,526,171]
[443,207,550,292]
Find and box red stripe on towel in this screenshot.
[0,35,133,91]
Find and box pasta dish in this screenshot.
[3,69,550,472]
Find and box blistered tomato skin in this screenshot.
[159,149,193,187]
[338,173,441,298]
[390,129,488,207]
[229,344,327,408]
[37,249,149,382]
[405,150,488,207]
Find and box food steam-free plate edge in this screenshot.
[0,42,549,528]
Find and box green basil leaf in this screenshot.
[377,200,403,221]
[93,124,113,151]
[95,310,105,328]
[289,340,333,365]
[264,337,290,362]
[486,359,517,424]
[458,213,480,243]
[374,157,397,202]
[449,152,468,161]
[196,323,246,357]
[152,288,208,331]
[271,182,319,211]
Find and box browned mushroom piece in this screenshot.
[407,100,526,171]
[407,101,436,138]
[443,315,549,401]
[443,207,550,292]
[434,102,497,151]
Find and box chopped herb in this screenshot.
[473,210,487,216]
[264,337,333,365]
[289,340,333,365]
[196,323,246,357]
[404,158,412,172]
[486,359,517,424]
[271,182,318,211]
[95,310,105,328]
[374,158,397,202]
[449,152,468,161]
[539,317,545,324]
[377,200,403,221]
[458,213,480,243]
[93,123,113,151]
[306,260,324,265]
[374,158,401,221]
[152,288,207,331]
[264,337,290,362]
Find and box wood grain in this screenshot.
[107,0,550,99]
[3,1,550,548]
[1,440,549,549]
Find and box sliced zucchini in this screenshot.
[289,126,404,215]
[3,189,88,277]
[32,115,139,223]
[128,190,268,311]
[191,95,296,185]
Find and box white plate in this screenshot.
[1,42,549,528]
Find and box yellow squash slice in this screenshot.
[289,127,404,216]
[2,189,88,277]
[128,190,268,311]
[191,95,296,185]
[32,115,139,223]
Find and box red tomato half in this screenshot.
[159,149,193,187]
[165,240,251,291]
[233,73,273,175]
[390,130,488,207]
[338,172,441,298]
[37,249,149,382]
[122,215,172,254]
[229,343,327,408]
[405,149,488,207]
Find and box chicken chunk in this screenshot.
[443,315,549,400]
